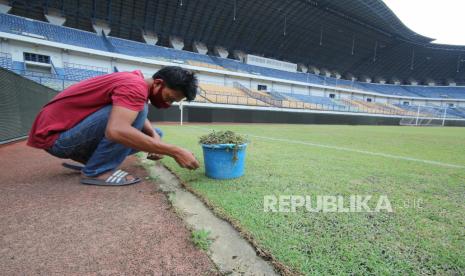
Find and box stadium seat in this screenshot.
[0,52,13,70]
[401,86,465,99]
[281,93,346,110]
[63,62,108,81]
[0,13,108,51]
[199,83,270,106]
[1,13,464,100]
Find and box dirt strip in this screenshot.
[0,142,218,275]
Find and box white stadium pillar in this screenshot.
[390,77,401,85]
[142,31,158,45]
[344,73,356,81]
[44,8,66,26]
[446,79,456,86]
[425,78,436,86]
[409,78,418,85]
[92,19,111,36]
[308,66,320,75]
[0,0,11,14]
[233,50,247,62]
[213,46,229,58]
[169,36,184,50]
[297,64,308,73]
[374,76,386,84]
[321,69,331,77]
[193,41,208,55]
[361,76,372,83]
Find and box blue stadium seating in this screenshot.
[402,86,465,99]
[358,83,421,97]
[391,104,465,119]
[268,91,287,100]
[279,92,346,109]
[12,61,25,71]
[210,56,324,84]
[453,107,465,118]
[446,107,465,118]
[1,13,464,99]
[0,13,108,51]
[109,37,215,64]
[322,77,338,86]
[63,63,108,80]
[0,52,12,69]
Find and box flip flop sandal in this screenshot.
[80,169,141,186]
[62,162,84,172]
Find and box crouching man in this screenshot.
[27,66,199,186]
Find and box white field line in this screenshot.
[187,125,465,169]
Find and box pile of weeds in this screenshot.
[199,130,247,145]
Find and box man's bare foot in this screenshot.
[147,153,164,161]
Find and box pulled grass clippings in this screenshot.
[199,130,247,145]
[199,130,248,162]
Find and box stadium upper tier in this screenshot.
[5,0,464,84]
[0,13,464,99]
[0,13,108,51]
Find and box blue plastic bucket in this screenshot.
[201,143,247,179]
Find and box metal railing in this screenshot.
[4,68,464,120]
[6,69,80,91]
[195,89,465,119]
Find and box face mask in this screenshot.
[150,86,172,109]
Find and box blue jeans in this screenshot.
[46,104,163,177]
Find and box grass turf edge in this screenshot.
[160,162,301,276]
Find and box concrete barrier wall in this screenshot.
[148,105,465,127]
[0,68,57,143]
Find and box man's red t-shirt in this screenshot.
[27,70,149,149]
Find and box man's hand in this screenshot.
[106,106,199,170]
[147,152,164,161]
[173,148,200,170]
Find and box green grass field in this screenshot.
[157,124,465,275]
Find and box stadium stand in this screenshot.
[40,77,66,91]
[0,52,13,70]
[446,107,465,118]
[231,83,287,107]
[453,107,465,118]
[393,104,446,118]
[283,93,344,108]
[108,36,218,66]
[0,6,464,124]
[0,13,108,51]
[402,86,465,99]
[359,83,421,97]
[187,61,225,71]
[211,56,324,84]
[199,83,270,107]
[0,12,463,100]
[339,99,401,115]
[63,62,108,81]
[268,91,287,101]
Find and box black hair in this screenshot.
[152,66,198,101]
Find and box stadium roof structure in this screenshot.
[9,0,465,85]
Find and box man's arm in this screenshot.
[142,118,160,140]
[105,106,199,170]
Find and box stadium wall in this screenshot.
[147,105,465,126]
[0,67,57,143]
